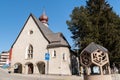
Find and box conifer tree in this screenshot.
[67,0,120,65]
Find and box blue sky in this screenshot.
[0,0,120,52]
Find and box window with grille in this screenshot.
[25,44,33,59]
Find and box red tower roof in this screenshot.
[39,11,48,23]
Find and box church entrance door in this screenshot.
[14,63,22,73]
[28,63,33,74]
[37,61,45,74]
[25,62,34,74]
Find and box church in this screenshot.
[9,12,72,75]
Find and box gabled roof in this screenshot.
[47,32,70,48]
[81,42,108,54]
[11,13,70,48]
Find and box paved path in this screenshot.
[0,68,13,80]
[1,68,120,80]
[11,74,82,80]
[111,74,120,80]
[0,68,82,80]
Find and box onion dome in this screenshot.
[39,11,48,24]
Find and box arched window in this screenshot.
[28,45,33,59]
[25,44,33,59]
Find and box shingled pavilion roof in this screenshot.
[81,42,108,54]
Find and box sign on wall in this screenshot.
[45,53,50,61]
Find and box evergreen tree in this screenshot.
[67,0,120,65]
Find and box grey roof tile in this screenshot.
[82,42,108,53]
[31,14,70,48]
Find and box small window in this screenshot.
[63,53,67,61]
[52,50,56,58]
[29,30,33,35]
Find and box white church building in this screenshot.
[9,12,72,75]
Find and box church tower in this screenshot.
[39,11,48,27]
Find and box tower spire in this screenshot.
[42,7,46,15]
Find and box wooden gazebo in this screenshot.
[80,42,112,80]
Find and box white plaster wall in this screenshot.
[10,15,71,75]
[11,16,48,74]
[48,47,71,75]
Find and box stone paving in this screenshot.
[0,68,83,80]
[11,74,83,80]
[0,68,120,80]
[111,74,120,80]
